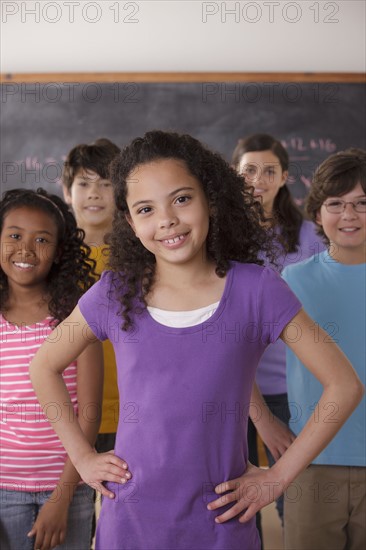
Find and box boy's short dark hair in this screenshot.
[306,148,366,242]
[62,138,121,190]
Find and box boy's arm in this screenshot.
[249,383,296,461]
[209,308,364,523]
[28,341,103,550]
[29,305,131,499]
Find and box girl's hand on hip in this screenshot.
[207,462,283,524]
[77,450,132,499]
[256,415,296,461]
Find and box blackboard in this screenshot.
[1,74,365,207]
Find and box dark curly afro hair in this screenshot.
[0,187,95,324]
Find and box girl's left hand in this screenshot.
[256,415,296,461]
[207,462,284,524]
[27,497,69,550]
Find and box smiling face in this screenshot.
[238,150,288,214]
[63,168,115,241]
[316,182,366,264]
[126,159,210,272]
[0,206,59,293]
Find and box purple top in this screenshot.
[256,221,325,395]
[79,261,301,550]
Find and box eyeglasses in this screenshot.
[323,198,366,213]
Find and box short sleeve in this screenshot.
[257,267,302,344]
[79,271,115,341]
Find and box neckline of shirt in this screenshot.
[143,263,235,334]
[147,301,220,328]
[0,313,54,330]
[322,250,366,272]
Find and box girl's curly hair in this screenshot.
[108,130,279,331]
[0,188,95,324]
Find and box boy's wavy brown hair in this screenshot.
[306,148,366,244]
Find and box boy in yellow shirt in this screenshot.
[62,138,120,451]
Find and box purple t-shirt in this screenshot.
[79,261,301,550]
[256,221,325,395]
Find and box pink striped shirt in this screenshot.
[0,314,78,492]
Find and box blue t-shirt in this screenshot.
[283,250,366,467]
[256,220,325,395]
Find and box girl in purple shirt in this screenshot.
[30,131,363,550]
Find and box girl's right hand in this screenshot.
[28,497,69,550]
[76,450,132,499]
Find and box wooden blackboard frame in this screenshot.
[1,72,365,202]
[1,72,365,83]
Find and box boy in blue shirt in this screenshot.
[283,149,366,549]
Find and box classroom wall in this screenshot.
[1,1,365,73]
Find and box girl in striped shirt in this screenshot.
[0,188,103,550]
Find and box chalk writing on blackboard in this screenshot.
[2,81,364,208]
[281,137,337,154]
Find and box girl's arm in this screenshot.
[208,308,364,523]
[249,383,296,461]
[28,341,103,550]
[30,305,131,500]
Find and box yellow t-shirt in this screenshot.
[89,246,119,434]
